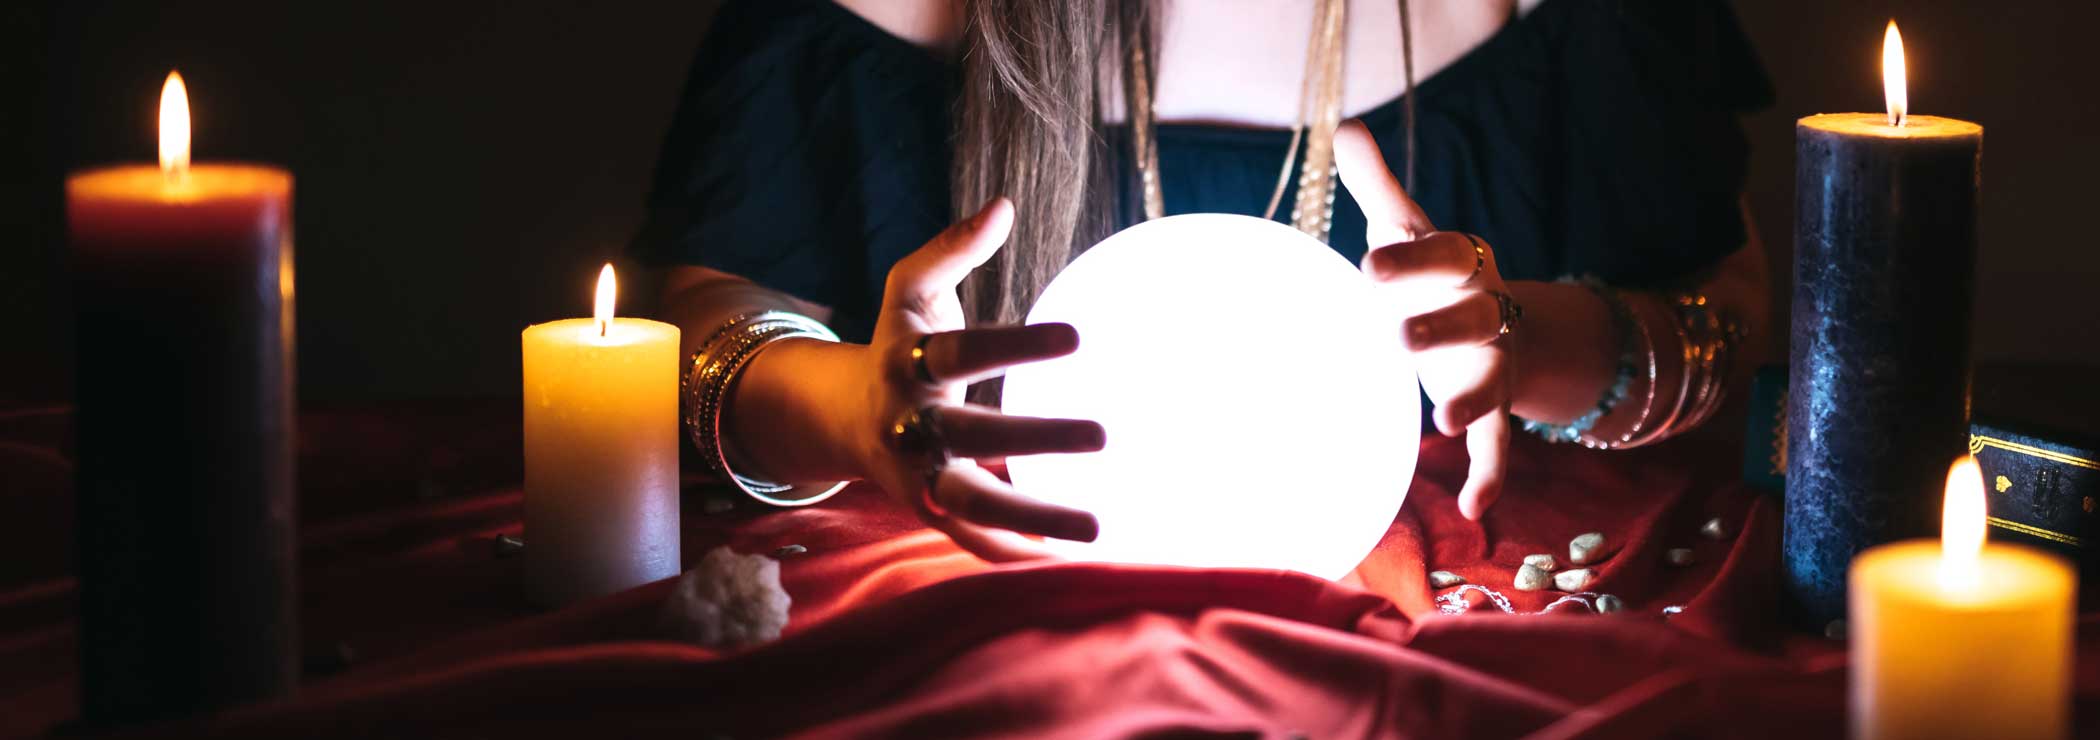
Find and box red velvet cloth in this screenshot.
[3,401,2097,738]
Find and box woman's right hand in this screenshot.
[850,198,1105,562]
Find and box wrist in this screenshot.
[723,335,870,485]
[1504,280,1617,423]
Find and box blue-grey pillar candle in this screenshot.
[1785,111,1981,627]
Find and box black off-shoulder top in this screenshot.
[634,0,1772,343]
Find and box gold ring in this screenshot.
[909,334,939,385]
[1462,233,1488,283]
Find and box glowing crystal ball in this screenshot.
[1002,213,1420,580]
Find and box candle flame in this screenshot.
[1938,455,1987,592]
[1882,21,1907,126]
[159,71,191,182]
[594,263,616,337]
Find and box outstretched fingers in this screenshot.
[936,404,1105,462]
[932,463,1099,544]
[912,323,1081,387]
[886,198,1015,310]
[1457,409,1511,522]
[1334,119,1436,245]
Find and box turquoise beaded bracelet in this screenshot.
[1520,276,1638,445]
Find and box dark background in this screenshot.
[7,0,2098,406]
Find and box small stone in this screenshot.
[1514,563,1550,591]
[1664,548,1696,567]
[701,497,736,515]
[1569,532,1609,565]
[1553,568,1596,592]
[1594,594,1624,614]
[492,533,524,558]
[1824,619,1848,641]
[772,544,807,558]
[1699,517,1728,540]
[1661,605,1686,616]
[1523,553,1558,572]
[1429,570,1466,588]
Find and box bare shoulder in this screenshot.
[832,0,962,53]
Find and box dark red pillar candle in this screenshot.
[67,162,297,724]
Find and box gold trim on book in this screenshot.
[1987,516,2082,546]
[1971,434,2099,471]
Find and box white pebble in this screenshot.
[1429,570,1466,588]
[658,546,791,649]
[1523,553,1558,572]
[1664,548,1696,567]
[1514,563,1550,591]
[1569,532,1609,565]
[1594,594,1624,614]
[1824,619,1848,641]
[1699,517,1728,540]
[1553,568,1595,592]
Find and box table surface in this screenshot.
[2,399,2095,738]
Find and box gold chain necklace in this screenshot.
[1126,0,1419,245]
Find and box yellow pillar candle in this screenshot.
[1849,456,2075,740]
[521,264,681,606]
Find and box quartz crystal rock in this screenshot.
[1523,553,1557,572]
[659,546,791,648]
[1665,548,1696,567]
[1595,594,1624,613]
[1429,570,1466,588]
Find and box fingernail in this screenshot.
[1075,422,1107,451]
[973,198,1006,227]
[1406,321,1433,348]
[1054,512,1099,543]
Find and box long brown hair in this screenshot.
[950,0,1154,329]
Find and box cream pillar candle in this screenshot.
[522,264,681,606]
[1849,456,2075,740]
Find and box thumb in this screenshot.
[887,198,1014,308]
[1334,120,1435,245]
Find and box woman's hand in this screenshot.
[855,198,1106,561]
[1334,121,1512,521]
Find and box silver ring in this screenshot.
[1491,290,1524,336]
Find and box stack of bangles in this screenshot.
[1521,276,1747,450]
[680,311,849,506]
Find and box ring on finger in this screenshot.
[1461,233,1488,284]
[1490,290,1524,336]
[909,334,940,386]
[889,405,952,516]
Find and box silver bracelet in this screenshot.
[681,311,847,507]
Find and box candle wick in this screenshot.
[599,319,607,338]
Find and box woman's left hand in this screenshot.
[1334,120,1512,521]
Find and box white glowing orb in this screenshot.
[1002,213,1419,580]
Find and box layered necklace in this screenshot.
[1124,0,1419,245]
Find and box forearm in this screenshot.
[657,272,866,485]
[1511,201,1770,438]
